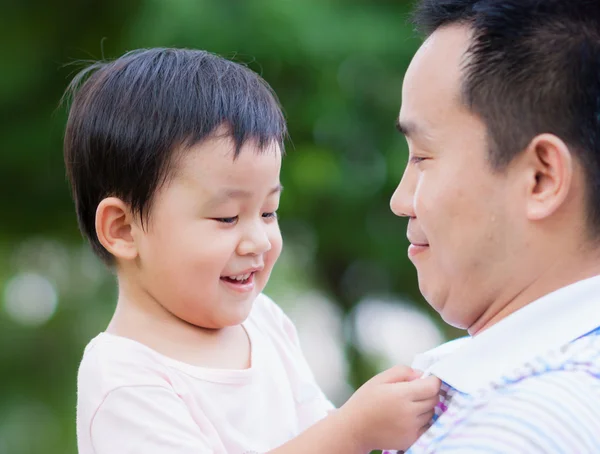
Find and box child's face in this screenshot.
[132,135,283,329]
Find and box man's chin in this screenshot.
[437,304,475,331]
[419,284,467,328]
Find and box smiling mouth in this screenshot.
[220,272,255,285]
[408,243,429,257]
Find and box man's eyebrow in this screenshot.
[396,119,418,138]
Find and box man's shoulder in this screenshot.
[494,368,600,407]
[498,326,600,389]
[409,329,600,453]
[564,325,600,362]
[414,369,600,453]
[445,333,600,449]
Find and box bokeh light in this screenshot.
[287,291,351,405]
[3,272,58,327]
[351,297,445,369]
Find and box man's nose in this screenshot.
[390,165,417,218]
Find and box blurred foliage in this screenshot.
[0,1,464,453]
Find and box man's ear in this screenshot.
[95,197,139,261]
[522,133,573,221]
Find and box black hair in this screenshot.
[63,48,287,263]
[412,0,600,233]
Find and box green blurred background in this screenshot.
[0,1,464,452]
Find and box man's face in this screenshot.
[391,25,525,330]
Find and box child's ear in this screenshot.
[95,197,139,261]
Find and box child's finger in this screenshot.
[404,375,441,400]
[413,396,440,413]
[417,407,435,422]
[372,365,422,384]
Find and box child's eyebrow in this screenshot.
[209,184,283,204]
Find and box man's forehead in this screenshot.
[403,25,470,89]
[400,25,471,129]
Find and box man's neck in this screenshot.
[468,250,600,336]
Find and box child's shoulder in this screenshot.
[78,332,174,394]
[247,293,301,346]
[248,292,291,329]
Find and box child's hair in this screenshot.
[63,48,287,264]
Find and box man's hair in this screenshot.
[63,48,287,264]
[412,0,600,233]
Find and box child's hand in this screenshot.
[339,365,441,452]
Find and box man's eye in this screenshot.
[410,156,427,164]
[214,216,238,224]
[262,212,278,219]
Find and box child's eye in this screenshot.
[214,216,238,224]
[262,212,278,219]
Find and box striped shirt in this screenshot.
[404,275,600,453]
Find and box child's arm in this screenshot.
[88,365,439,453]
[269,365,441,454]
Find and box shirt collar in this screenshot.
[421,274,600,395]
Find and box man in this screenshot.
[390,0,600,452]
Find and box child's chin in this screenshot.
[229,308,254,327]
[217,304,255,328]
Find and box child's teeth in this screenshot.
[233,273,251,281]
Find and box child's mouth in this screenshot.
[220,272,256,292]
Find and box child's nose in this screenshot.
[237,226,272,256]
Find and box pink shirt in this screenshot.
[76,294,334,454]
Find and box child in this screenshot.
[64,48,440,454]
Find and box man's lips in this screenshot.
[407,224,429,257]
[408,242,429,257]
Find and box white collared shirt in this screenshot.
[406,275,600,453]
